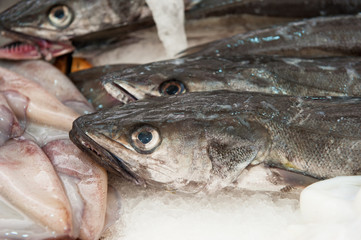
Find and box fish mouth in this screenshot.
[70,120,144,185]
[103,81,139,104]
[0,30,74,61]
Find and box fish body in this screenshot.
[70,91,361,192]
[99,55,361,106]
[187,0,361,18]
[1,0,360,61]
[184,15,361,58]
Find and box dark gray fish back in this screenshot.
[187,0,361,18]
[183,15,361,58]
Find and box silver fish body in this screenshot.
[184,15,361,58]
[71,55,361,107]
[70,91,361,192]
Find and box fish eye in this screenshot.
[48,5,73,28]
[130,125,161,154]
[159,79,186,96]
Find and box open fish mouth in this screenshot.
[0,30,74,61]
[69,120,143,185]
[103,81,139,104]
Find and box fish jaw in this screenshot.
[103,81,141,104]
[70,119,144,186]
[0,30,74,61]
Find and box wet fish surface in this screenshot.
[0,0,150,60]
[1,0,360,61]
[187,0,361,18]
[97,55,361,106]
[69,64,136,110]
[183,15,361,58]
[70,91,361,192]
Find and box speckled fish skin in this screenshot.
[186,0,361,18]
[183,15,361,58]
[100,55,361,105]
[70,91,361,192]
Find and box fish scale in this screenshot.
[70,91,361,192]
[183,15,361,58]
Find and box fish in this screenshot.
[2,0,359,61]
[69,64,136,110]
[186,0,361,18]
[70,91,361,193]
[0,0,151,60]
[183,15,361,58]
[97,55,361,106]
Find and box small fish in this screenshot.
[74,55,361,108]
[183,15,361,58]
[70,91,361,192]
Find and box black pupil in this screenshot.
[138,131,153,144]
[166,85,179,95]
[54,9,65,19]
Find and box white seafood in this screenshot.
[0,66,79,131]
[43,139,108,240]
[0,60,94,114]
[0,139,74,238]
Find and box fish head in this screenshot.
[102,57,235,104]
[0,0,147,60]
[70,92,270,192]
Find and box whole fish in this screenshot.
[97,55,361,106]
[183,15,361,58]
[70,91,361,193]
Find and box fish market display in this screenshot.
[184,15,361,58]
[75,55,361,108]
[70,91,361,193]
[1,0,361,239]
[2,0,360,62]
